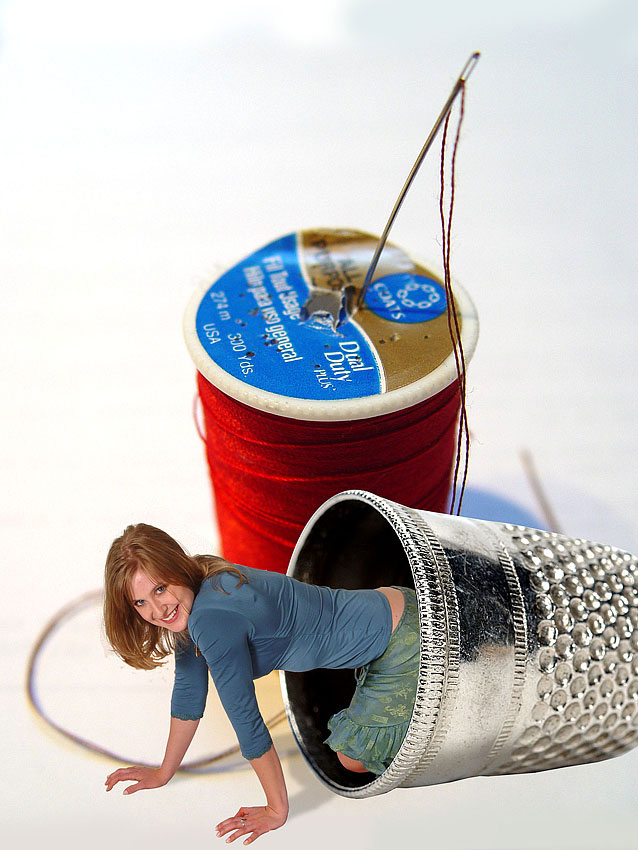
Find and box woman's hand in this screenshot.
[218,744,289,843]
[104,765,170,795]
[215,805,288,845]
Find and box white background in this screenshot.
[2,1,637,848]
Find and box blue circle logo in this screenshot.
[364,273,447,324]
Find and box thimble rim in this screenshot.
[282,489,453,797]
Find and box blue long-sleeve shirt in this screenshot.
[170,565,392,760]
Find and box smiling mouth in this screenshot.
[160,605,179,624]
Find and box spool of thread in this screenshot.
[281,490,638,797]
[183,229,479,572]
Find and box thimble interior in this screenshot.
[283,497,414,790]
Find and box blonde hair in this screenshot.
[103,523,246,670]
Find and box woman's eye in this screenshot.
[133,600,144,607]
[156,586,166,595]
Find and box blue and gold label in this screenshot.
[194,229,459,401]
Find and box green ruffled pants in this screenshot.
[325,586,419,775]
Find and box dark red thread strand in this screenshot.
[439,82,470,515]
[197,373,462,572]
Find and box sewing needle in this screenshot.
[356,51,480,311]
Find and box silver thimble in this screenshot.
[280,489,638,798]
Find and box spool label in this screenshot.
[193,229,461,401]
[364,274,447,323]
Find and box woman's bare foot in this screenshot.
[337,752,369,773]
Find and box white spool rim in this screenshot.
[183,271,478,423]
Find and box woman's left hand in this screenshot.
[216,805,288,844]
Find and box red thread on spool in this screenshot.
[197,373,461,572]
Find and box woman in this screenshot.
[103,523,419,844]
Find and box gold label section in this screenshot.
[299,228,460,393]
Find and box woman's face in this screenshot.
[128,568,194,633]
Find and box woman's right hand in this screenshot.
[105,765,171,794]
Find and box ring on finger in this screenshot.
[240,817,246,826]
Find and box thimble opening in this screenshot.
[283,496,414,791]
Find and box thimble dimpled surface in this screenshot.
[492,527,638,775]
